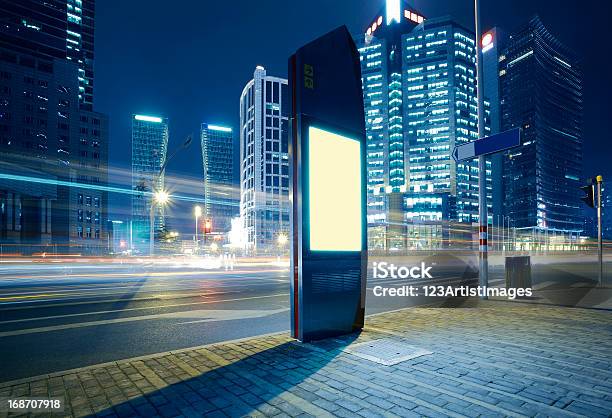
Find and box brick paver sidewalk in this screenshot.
[1,301,611,417]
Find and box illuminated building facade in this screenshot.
[65,0,95,111]
[481,27,507,220]
[500,16,583,232]
[131,114,168,253]
[0,0,108,254]
[404,16,491,224]
[0,0,96,110]
[356,3,491,229]
[200,123,237,235]
[355,1,424,225]
[239,66,289,253]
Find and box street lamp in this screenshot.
[147,134,193,257]
[149,189,170,256]
[154,190,169,205]
[194,205,202,253]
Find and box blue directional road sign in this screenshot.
[453,128,521,161]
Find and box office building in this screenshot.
[131,114,168,254]
[404,16,491,224]
[0,0,108,254]
[500,16,583,232]
[0,1,67,62]
[0,0,96,110]
[65,0,96,110]
[481,27,507,219]
[200,123,237,235]
[356,4,491,237]
[355,1,425,225]
[239,66,289,253]
[74,110,109,245]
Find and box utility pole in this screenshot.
[597,175,603,286]
[474,0,488,298]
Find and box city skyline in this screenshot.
[91,0,606,236]
[0,0,602,246]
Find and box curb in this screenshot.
[0,329,289,389]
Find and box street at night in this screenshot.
[1,254,609,384]
[0,255,480,382]
[1,0,611,416]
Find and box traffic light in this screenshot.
[204,219,212,234]
[581,184,595,208]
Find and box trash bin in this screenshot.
[505,256,531,289]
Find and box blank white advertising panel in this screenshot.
[308,126,362,251]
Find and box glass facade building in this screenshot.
[356,4,491,230]
[0,0,96,110]
[0,0,108,254]
[200,123,237,235]
[131,114,168,254]
[355,3,424,225]
[65,0,95,110]
[239,66,289,253]
[404,16,491,224]
[500,16,583,232]
[481,27,507,220]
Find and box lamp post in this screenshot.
[147,134,192,257]
[149,189,169,256]
[194,205,202,253]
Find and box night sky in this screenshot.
[94,0,606,231]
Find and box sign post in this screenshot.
[453,126,521,297]
[453,128,521,161]
[597,175,603,286]
[289,26,367,342]
[474,0,488,298]
[452,129,521,162]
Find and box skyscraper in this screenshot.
[481,27,507,220]
[239,66,289,253]
[0,0,96,110]
[355,1,425,225]
[200,123,236,235]
[131,114,168,253]
[404,16,491,224]
[0,0,108,254]
[355,2,491,237]
[500,16,583,232]
[65,0,96,110]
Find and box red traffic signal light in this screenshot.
[204,219,212,234]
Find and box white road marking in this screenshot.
[0,296,290,337]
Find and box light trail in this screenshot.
[0,172,238,206]
[0,293,289,337]
[0,268,287,281]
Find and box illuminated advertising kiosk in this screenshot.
[289,26,367,342]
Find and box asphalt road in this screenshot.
[0,255,485,382]
[1,252,606,382]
